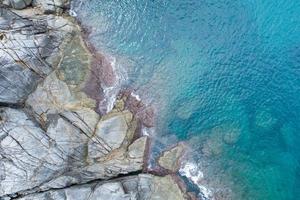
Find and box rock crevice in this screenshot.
[0,1,194,200]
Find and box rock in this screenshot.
[16,174,188,200]
[7,0,32,9]
[0,7,75,104]
[0,107,148,198]
[128,136,148,159]
[254,108,278,131]
[93,110,136,152]
[32,0,68,14]
[0,3,191,200]
[26,72,92,123]
[222,127,240,145]
[158,143,186,172]
[138,174,187,200]
[60,108,100,136]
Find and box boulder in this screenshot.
[32,0,68,14]
[138,174,187,200]
[0,7,75,104]
[7,0,32,9]
[158,143,186,172]
[0,107,148,198]
[16,174,188,200]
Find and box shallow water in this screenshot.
[72,0,300,199]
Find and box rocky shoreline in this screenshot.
[0,1,196,199]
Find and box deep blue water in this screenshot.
[72,0,300,199]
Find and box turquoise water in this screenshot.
[72,0,300,199]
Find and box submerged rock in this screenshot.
[222,127,240,145]
[26,71,96,123]
[158,143,186,173]
[94,110,135,150]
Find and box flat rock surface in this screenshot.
[16,174,188,200]
[158,143,186,172]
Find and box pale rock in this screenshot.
[93,111,135,151]
[26,72,79,122]
[0,7,74,104]
[8,0,32,9]
[137,174,187,200]
[158,143,186,172]
[16,174,188,200]
[128,136,148,159]
[32,0,68,14]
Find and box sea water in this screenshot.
[71,0,300,199]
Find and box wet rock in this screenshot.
[138,174,188,200]
[26,72,95,123]
[122,91,155,127]
[254,108,278,131]
[158,143,186,173]
[202,134,223,157]
[0,108,61,196]
[128,136,148,159]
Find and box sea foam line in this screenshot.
[179,162,213,200]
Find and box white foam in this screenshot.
[179,162,213,200]
[131,91,141,101]
[179,162,203,183]
[69,9,77,17]
[98,54,129,113]
[142,127,155,137]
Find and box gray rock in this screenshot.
[0,106,148,198]
[32,0,68,14]
[0,7,75,104]
[0,3,191,200]
[25,35,96,123]
[8,0,32,9]
[158,143,186,172]
[16,174,188,200]
[137,174,188,200]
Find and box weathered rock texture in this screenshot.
[16,174,188,200]
[0,5,75,104]
[0,106,148,198]
[0,1,192,200]
[32,0,69,14]
[158,143,186,173]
